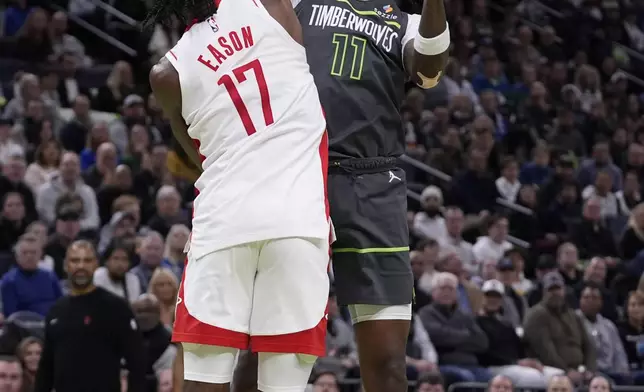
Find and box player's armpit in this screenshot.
[149,59,204,171]
[402,0,449,89]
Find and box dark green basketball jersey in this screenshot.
[295,0,418,159]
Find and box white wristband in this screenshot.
[413,23,450,56]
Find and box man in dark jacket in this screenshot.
[419,272,491,383]
[523,272,597,386]
[477,279,563,388]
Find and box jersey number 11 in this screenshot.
[218,59,274,136]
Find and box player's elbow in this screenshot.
[412,51,449,90]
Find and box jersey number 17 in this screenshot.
[218,59,274,136]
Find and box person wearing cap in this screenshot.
[107,93,162,155]
[524,271,597,385]
[526,256,577,308]
[413,186,447,242]
[419,272,491,383]
[478,279,563,388]
[495,259,527,327]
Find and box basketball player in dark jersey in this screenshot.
[233,1,450,392]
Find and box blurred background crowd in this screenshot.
[1,0,644,391]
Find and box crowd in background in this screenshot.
[2,0,644,391]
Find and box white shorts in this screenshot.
[173,237,330,356]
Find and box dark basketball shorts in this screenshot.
[328,157,413,306]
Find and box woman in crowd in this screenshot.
[0,192,29,253]
[617,291,644,384]
[95,61,136,113]
[16,336,43,392]
[23,140,60,193]
[147,268,178,329]
[620,203,644,260]
[162,224,189,278]
[11,7,52,62]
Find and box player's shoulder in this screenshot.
[149,57,180,96]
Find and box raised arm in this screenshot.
[403,0,450,89]
[149,59,204,171]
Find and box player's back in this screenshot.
[166,0,328,261]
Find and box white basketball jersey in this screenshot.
[165,0,329,261]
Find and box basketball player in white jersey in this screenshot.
[147,0,331,391]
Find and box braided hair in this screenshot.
[143,0,218,28]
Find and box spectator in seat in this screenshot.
[473,214,512,265]
[96,165,135,225]
[471,57,510,95]
[55,52,91,108]
[134,143,171,212]
[578,141,623,191]
[93,240,141,302]
[413,239,439,299]
[2,73,55,124]
[576,284,629,384]
[538,155,577,209]
[16,336,42,392]
[573,257,618,321]
[163,224,189,280]
[419,272,491,383]
[59,95,94,154]
[541,181,582,241]
[414,371,444,392]
[616,171,642,216]
[496,157,521,203]
[79,122,110,170]
[36,151,99,232]
[487,375,513,392]
[147,268,178,328]
[450,147,500,215]
[547,375,574,392]
[25,221,56,272]
[0,234,62,318]
[110,95,159,155]
[495,260,527,327]
[0,192,29,253]
[49,11,87,65]
[95,61,137,114]
[405,313,439,380]
[413,186,447,242]
[520,142,552,187]
[569,197,619,259]
[0,356,23,392]
[557,242,582,286]
[477,279,563,388]
[625,144,644,186]
[504,249,532,295]
[317,288,357,376]
[620,203,644,260]
[617,291,644,384]
[131,232,165,292]
[581,169,620,220]
[0,153,37,221]
[131,294,177,392]
[311,371,339,392]
[523,272,596,386]
[588,376,612,392]
[0,119,24,165]
[97,210,138,255]
[440,252,483,315]
[147,186,189,239]
[23,140,61,193]
[548,108,586,158]
[83,142,118,190]
[3,0,31,37]
[439,207,475,276]
[11,8,52,63]
[44,203,82,279]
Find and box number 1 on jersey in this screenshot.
[218,59,274,136]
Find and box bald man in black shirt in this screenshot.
[35,240,146,392]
